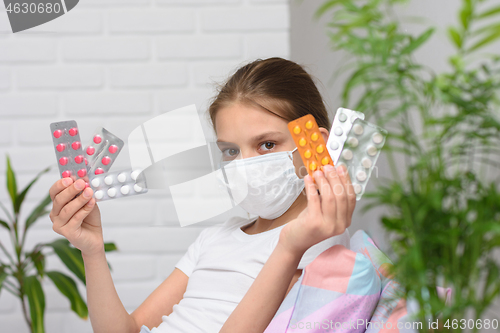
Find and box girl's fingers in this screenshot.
[324,165,347,229]
[53,187,93,231]
[61,198,96,235]
[304,175,321,218]
[51,179,87,216]
[49,177,74,201]
[337,164,356,226]
[314,168,336,220]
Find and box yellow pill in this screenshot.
[316,144,324,154]
[311,132,319,141]
[322,157,330,165]
[299,138,307,147]
[309,161,317,171]
[305,121,313,129]
[304,150,312,159]
[293,126,301,134]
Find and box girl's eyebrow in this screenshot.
[216,131,286,144]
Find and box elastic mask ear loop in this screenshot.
[289,147,298,161]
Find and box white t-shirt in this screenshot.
[150,216,350,333]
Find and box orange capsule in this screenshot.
[322,157,330,165]
[305,120,313,129]
[311,132,319,141]
[309,161,317,171]
[304,150,312,159]
[299,138,307,147]
[316,144,324,154]
[293,126,301,134]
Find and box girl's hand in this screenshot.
[280,164,356,256]
[49,178,104,256]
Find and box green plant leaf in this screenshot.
[0,269,7,294]
[46,271,88,319]
[402,28,435,54]
[6,155,17,208]
[104,242,118,252]
[314,0,343,18]
[0,218,10,231]
[468,29,500,52]
[27,249,45,278]
[14,166,50,215]
[447,27,462,49]
[24,275,45,333]
[45,239,86,285]
[25,194,52,232]
[477,5,500,18]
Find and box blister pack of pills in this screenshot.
[326,108,365,164]
[336,118,387,201]
[89,169,148,202]
[50,120,89,185]
[84,127,124,176]
[288,114,334,179]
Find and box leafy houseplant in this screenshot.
[317,0,500,331]
[0,155,117,333]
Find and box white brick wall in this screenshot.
[0,0,290,331]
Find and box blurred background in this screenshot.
[0,0,499,332]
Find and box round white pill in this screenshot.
[342,149,353,160]
[347,137,358,148]
[361,157,372,169]
[353,183,362,194]
[372,132,384,144]
[131,170,140,181]
[107,188,117,198]
[353,124,364,135]
[329,141,339,150]
[367,145,377,156]
[339,113,347,122]
[104,175,113,186]
[356,170,367,182]
[94,190,104,200]
[134,184,143,192]
[117,172,127,183]
[334,127,343,136]
[120,185,130,195]
[91,178,100,188]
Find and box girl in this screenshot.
[48,57,356,333]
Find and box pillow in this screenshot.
[265,244,381,333]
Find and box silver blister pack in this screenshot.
[327,107,365,164]
[50,120,89,184]
[89,169,148,202]
[336,118,387,201]
[84,127,124,177]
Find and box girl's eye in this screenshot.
[222,148,240,160]
[260,142,275,151]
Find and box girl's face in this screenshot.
[215,102,329,178]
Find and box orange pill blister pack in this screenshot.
[288,114,334,179]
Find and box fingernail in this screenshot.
[323,164,334,173]
[62,178,72,186]
[314,170,323,178]
[337,165,346,176]
[74,180,85,190]
[83,187,92,199]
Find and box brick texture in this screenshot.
[0,0,290,331]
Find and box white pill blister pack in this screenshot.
[89,169,148,202]
[326,108,366,164]
[336,118,387,201]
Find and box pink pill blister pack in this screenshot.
[84,127,124,176]
[50,120,89,184]
[50,120,147,202]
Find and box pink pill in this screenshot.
[86,146,95,155]
[85,182,90,188]
[59,157,68,166]
[101,156,111,165]
[93,135,102,144]
[94,168,104,175]
[77,169,87,177]
[108,145,118,154]
[53,129,63,139]
[71,141,81,150]
[75,155,84,164]
[62,170,71,178]
[69,127,78,136]
[56,143,66,152]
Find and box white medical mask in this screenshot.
[218,148,305,219]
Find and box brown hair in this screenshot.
[208,57,330,132]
